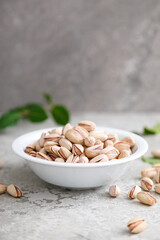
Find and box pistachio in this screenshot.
[39,148,47,154]
[39,132,47,147]
[84,136,95,147]
[121,136,135,148]
[137,191,157,206]
[44,133,61,143]
[77,120,96,132]
[72,144,84,156]
[154,184,160,194]
[65,127,88,144]
[90,154,108,163]
[59,138,72,151]
[118,150,131,159]
[25,144,35,154]
[79,155,89,163]
[95,139,103,145]
[107,133,119,143]
[35,140,41,152]
[85,144,103,158]
[141,177,153,191]
[66,154,80,163]
[89,131,108,142]
[58,147,72,160]
[109,185,121,197]
[44,141,58,152]
[62,123,72,136]
[128,185,141,199]
[127,217,146,234]
[50,146,61,158]
[48,153,56,161]
[7,184,23,198]
[114,141,130,152]
[104,140,114,148]
[50,128,62,135]
[55,158,65,163]
[0,183,7,194]
[37,152,52,161]
[141,167,156,179]
[155,170,160,183]
[29,150,37,157]
[101,146,119,160]
[151,149,160,158]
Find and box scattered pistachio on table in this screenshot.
[7,184,23,198]
[137,191,157,206]
[25,120,136,163]
[109,184,121,197]
[127,217,146,234]
[128,185,141,199]
[141,177,153,191]
[0,183,7,194]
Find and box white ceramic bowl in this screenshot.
[12,127,148,189]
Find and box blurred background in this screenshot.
[0,0,160,114]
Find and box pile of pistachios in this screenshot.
[25,120,135,163]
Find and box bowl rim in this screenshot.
[12,126,148,168]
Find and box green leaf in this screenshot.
[143,123,160,135]
[25,104,48,122]
[0,107,25,130]
[51,105,70,125]
[43,93,53,104]
[142,156,160,164]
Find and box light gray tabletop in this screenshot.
[0,113,160,240]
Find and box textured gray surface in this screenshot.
[1,0,160,113]
[0,113,160,240]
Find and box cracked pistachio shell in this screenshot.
[127,217,146,234]
[141,177,153,191]
[55,158,65,163]
[72,144,84,155]
[85,144,103,158]
[44,133,61,143]
[44,141,58,152]
[109,185,121,197]
[114,141,130,152]
[89,131,108,142]
[121,136,135,148]
[65,127,88,144]
[118,150,131,159]
[58,147,72,160]
[59,138,72,151]
[77,120,96,132]
[62,123,72,136]
[104,140,114,148]
[50,128,62,135]
[107,133,119,143]
[7,184,23,198]
[37,152,52,161]
[84,136,95,147]
[128,185,141,199]
[141,167,156,179]
[90,154,108,163]
[66,154,80,163]
[79,155,89,163]
[25,144,36,154]
[137,191,157,206]
[0,183,7,194]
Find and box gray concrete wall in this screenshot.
[0,0,160,113]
